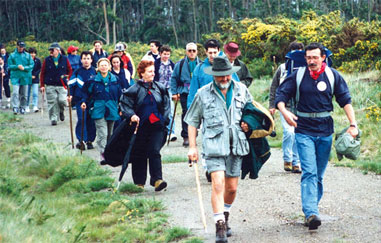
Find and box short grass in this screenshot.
[249,71,381,174]
[0,113,193,242]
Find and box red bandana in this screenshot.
[309,62,326,80]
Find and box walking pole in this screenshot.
[189,160,208,233]
[167,99,178,145]
[80,108,85,154]
[67,85,74,149]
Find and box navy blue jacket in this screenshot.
[68,66,96,105]
[40,55,73,87]
[275,68,351,136]
[31,57,41,84]
[92,50,108,67]
[68,54,81,71]
[111,68,134,92]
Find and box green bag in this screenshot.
[334,127,361,161]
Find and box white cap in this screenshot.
[186,42,197,50]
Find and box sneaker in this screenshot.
[13,107,18,115]
[59,111,65,121]
[170,135,177,142]
[284,162,292,171]
[33,106,39,112]
[75,141,86,150]
[51,120,57,126]
[6,103,11,109]
[154,180,167,191]
[19,108,25,115]
[292,165,302,174]
[205,171,212,182]
[215,220,228,243]
[305,215,321,230]
[86,142,94,150]
[224,212,232,237]
[136,184,144,189]
[25,107,30,113]
[183,137,189,147]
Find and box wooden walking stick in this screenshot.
[80,107,85,154]
[167,99,178,145]
[189,160,208,233]
[67,85,74,149]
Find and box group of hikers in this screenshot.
[0,38,359,243]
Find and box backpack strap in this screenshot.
[295,66,306,105]
[325,66,334,95]
[178,58,185,78]
[279,63,287,85]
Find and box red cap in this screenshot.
[67,45,79,54]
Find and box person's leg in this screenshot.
[3,78,11,109]
[86,107,97,143]
[46,86,58,122]
[131,126,148,185]
[147,126,166,189]
[316,135,333,204]
[94,118,107,154]
[75,103,84,143]
[27,84,32,107]
[280,113,294,169]
[106,120,115,143]
[166,89,176,138]
[180,93,188,139]
[11,83,20,112]
[32,83,39,110]
[295,133,319,219]
[57,87,67,121]
[19,85,28,110]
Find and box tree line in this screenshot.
[0,0,380,47]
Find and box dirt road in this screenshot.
[13,107,381,243]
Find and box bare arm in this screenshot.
[187,125,198,162]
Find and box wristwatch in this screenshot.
[350,123,357,128]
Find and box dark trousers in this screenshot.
[180,93,188,138]
[75,103,96,142]
[131,122,165,186]
[0,78,10,99]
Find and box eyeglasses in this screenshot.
[187,49,197,53]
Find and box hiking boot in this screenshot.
[19,108,25,115]
[305,215,321,230]
[224,212,232,237]
[13,107,18,115]
[51,120,57,126]
[284,162,292,171]
[25,107,30,113]
[60,111,65,121]
[206,171,212,182]
[215,220,228,243]
[292,165,302,173]
[76,141,86,150]
[154,180,167,191]
[182,137,189,147]
[86,142,94,150]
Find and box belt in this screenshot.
[296,111,331,118]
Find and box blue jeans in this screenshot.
[295,133,333,218]
[27,83,39,107]
[280,113,299,165]
[75,103,96,143]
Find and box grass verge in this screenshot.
[0,112,196,242]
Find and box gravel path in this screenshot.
[12,106,381,243]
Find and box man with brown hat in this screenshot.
[185,56,252,242]
[223,41,253,88]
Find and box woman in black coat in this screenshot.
[119,60,170,191]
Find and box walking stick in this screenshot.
[80,108,85,154]
[67,85,74,149]
[189,160,208,233]
[41,89,45,116]
[167,99,178,145]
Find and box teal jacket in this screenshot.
[8,49,34,85]
[241,102,272,179]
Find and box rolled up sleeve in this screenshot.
[184,92,203,128]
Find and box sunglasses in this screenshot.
[187,49,197,53]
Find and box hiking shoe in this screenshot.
[170,135,177,142]
[19,108,25,115]
[224,212,232,237]
[183,137,189,147]
[284,162,292,171]
[51,120,57,126]
[86,142,94,150]
[136,184,144,189]
[206,171,212,182]
[154,180,167,191]
[59,111,65,121]
[25,107,30,113]
[215,220,228,243]
[292,165,302,173]
[305,215,321,230]
[13,107,18,115]
[76,141,86,150]
[33,106,39,112]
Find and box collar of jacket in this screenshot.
[94,72,116,83]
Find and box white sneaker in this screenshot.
[25,107,30,113]
[33,106,39,112]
